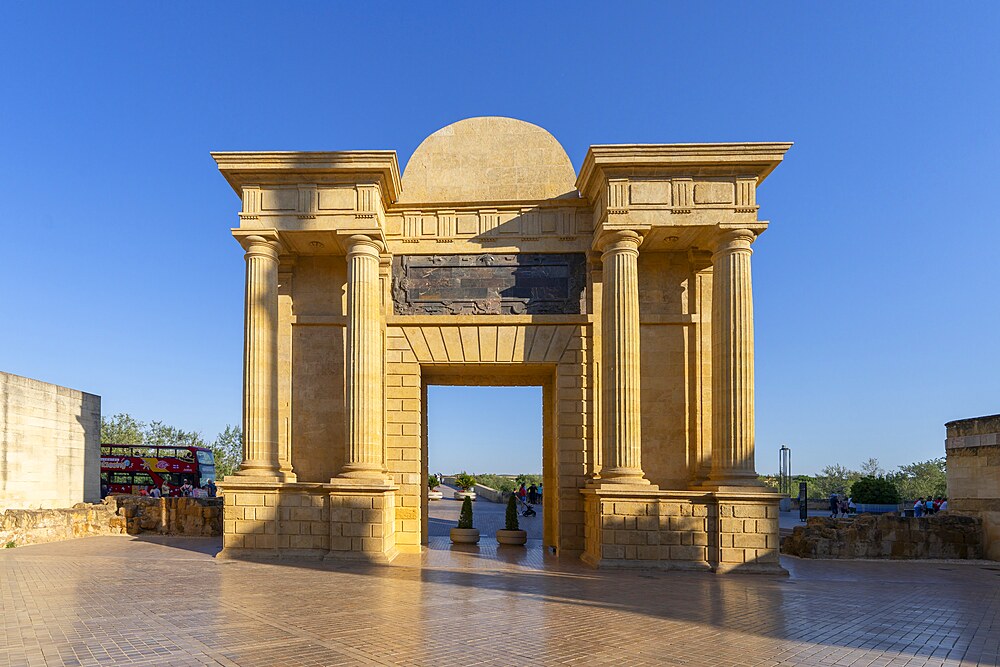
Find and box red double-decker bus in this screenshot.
[100,444,216,496]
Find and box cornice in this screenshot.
[576,142,793,201]
[211,151,402,205]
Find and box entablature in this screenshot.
[578,143,792,239]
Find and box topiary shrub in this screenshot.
[505,494,520,531]
[427,474,440,490]
[458,496,474,529]
[850,476,901,504]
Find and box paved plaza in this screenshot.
[2,533,999,667]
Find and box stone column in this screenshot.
[238,235,281,477]
[709,229,759,485]
[340,234,385,479]
[598,230,649,485]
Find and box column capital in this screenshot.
[712,228,756,256]
[596,229,643,256]
[345,234,384,257]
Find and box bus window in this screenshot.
[133,473,155,487]
[111,447,129,456]
[177,449,194,461]
[100,472,109,483]
[158,448,176,459]
[111,472,132,485]
[199,466,216,485]
[101,446,111,455]
[196,450,215,465]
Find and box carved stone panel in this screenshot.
[392,253,586,315]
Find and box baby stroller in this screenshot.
[515,494,537,517]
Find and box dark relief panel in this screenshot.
[392,253,586,315]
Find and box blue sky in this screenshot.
[1,3,997,475]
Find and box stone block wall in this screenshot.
[0,371,101,510]
[582,490,780,573]
[946,414,1000,560]
[781,514,983,559]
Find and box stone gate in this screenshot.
[213,117,791,573]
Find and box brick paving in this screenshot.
[2,535,999,667]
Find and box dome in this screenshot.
[398,117,578,205]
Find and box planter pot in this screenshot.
[450,527,480,544]
[496,529,527,546]
[453,491,477,501]
[428,490,444,501]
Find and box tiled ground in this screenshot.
[427,491,542,539]
[2,535,999,667]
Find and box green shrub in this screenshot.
[458,496,474,529]
[505,494,520,531]
[851,476,901,504]
[4,541,15,549]
[454,472,477,491]
[427,474,440,490]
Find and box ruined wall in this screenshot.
[782,514,983,560]
[0,371,101,510]
[0,496,222,547]
[946,414,1000,560]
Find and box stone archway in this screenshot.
[212,117,792,573]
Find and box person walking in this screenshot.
[914,497,924,517]
[527,483,538,505]
[829,493,839,518]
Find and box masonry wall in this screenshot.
[946,414,1000,560]
[0,372,101,510]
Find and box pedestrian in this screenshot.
[839,497,848,517]
[932,497,942,513]
[829,493,839,518]
[939,497,948,511]
[848,497,857,514]
[925,497,935,516]
[527,483,538,505]
[914,497,924,517]
[517,483,527,501]
[206,479,217,497]
[150,486,161,499]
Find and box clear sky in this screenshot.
[1,3,997,476]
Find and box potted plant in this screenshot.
[496,494,527,545]
[453,471,477,501]
[427,474,443,500]
[450,496,480,544]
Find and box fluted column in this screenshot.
[599,230,650,485]
[238,235,281,477]
[340,234,385,479]
[709,229,759,485]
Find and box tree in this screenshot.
[211,424,243,479]
[891,458,947,501]
[859,458,884,477]
[101,413,144,444]
[851,476,901,504]
[811,464,858,498]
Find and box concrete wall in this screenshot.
[946,414,1000,560]
[0,371,101,510]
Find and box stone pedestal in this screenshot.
[581,488,783,574]
[218,479,398,563]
